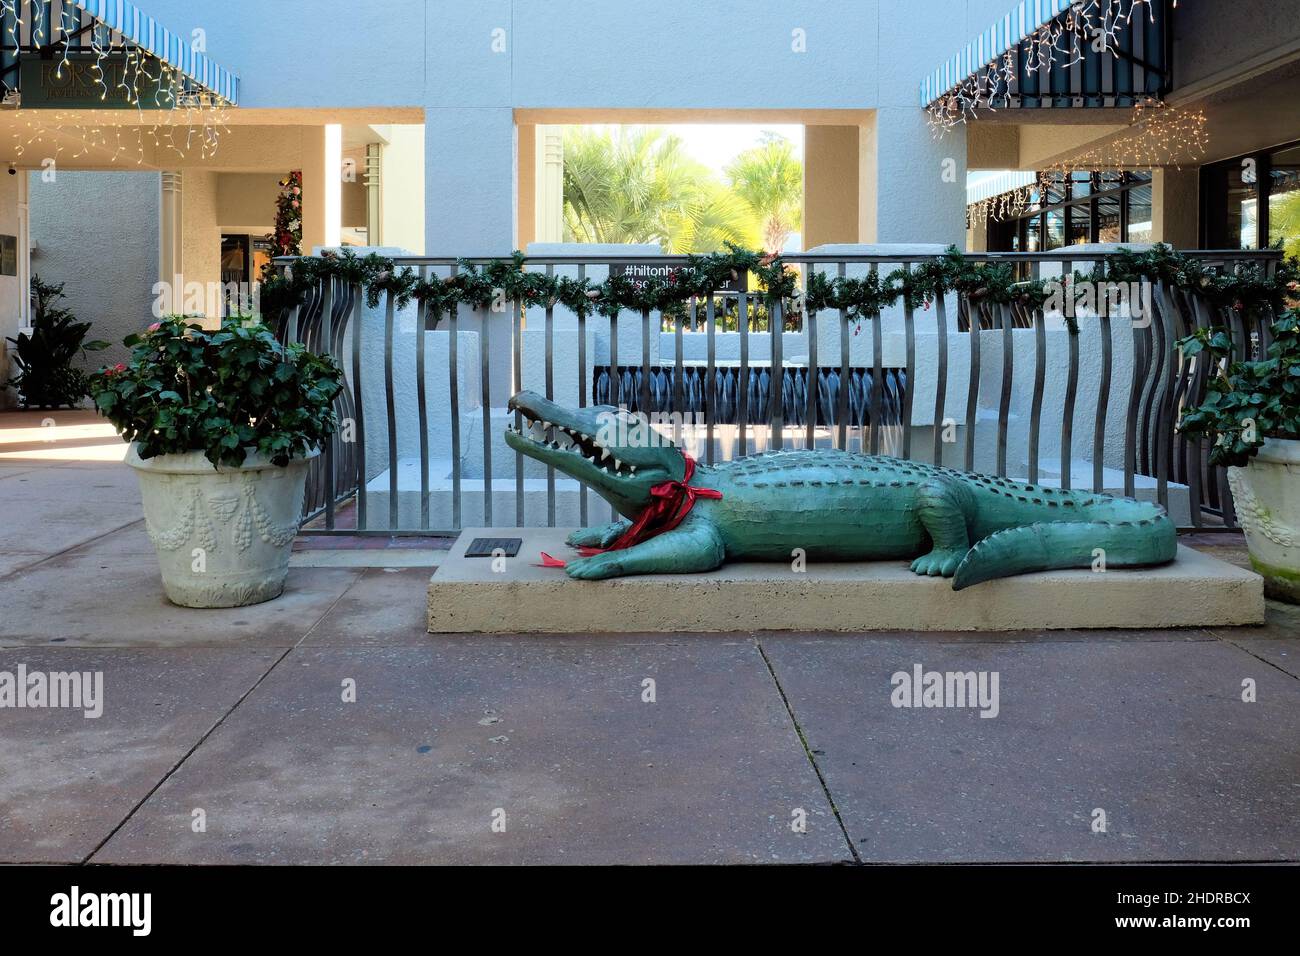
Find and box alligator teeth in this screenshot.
[601,448,611,461]
[629,464,637,474]
[613,458,622,471]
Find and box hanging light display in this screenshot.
[966,98,1208,228]
[927,0,1175,133]
[2,0,232,165]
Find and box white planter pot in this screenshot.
[126,444,317,608]
[1228,437,1300,604]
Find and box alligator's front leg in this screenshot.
[564,516,725,580]
[566,519,631,549]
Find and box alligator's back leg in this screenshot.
[909,477,972,577]
[563,515,725,580]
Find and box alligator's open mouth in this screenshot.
[506,409,640,477]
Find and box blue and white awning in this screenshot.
[967,170,1037,206]
[921,0,1075,107]
[68,0,239,104]
[920,0,1170,117]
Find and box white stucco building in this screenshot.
[0,0,1295,533]
[0,1,1295,370]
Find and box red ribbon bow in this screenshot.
[540,454,722,568]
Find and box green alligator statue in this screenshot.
[504,392,1177,588]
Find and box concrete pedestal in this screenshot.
[428,528,1265,634]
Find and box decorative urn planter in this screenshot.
[127,444,317,608]
[1227,437,1300,604]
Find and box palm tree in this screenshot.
[1270,186,1300,259]
[562,127,758,253]
[663,180,756,254]
[725,133,804,253]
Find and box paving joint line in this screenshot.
[753,636,861,865]
[0,517,146,582]
[79,568,367,863]
[1213,632,1300,682]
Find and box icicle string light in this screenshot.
[966,99,1208,228]
[3,0,230,165]
[928,0,1173,133]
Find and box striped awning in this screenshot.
[69,0,239,104]
[967,170,1037,205]
[921,0,1076,107]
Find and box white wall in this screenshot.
[134,1,980,252]
[379,125,425,254]
[182,171,222,296]
[27,171,159,368]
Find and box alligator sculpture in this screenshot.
[504,392,1177,588]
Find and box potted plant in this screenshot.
[1178,310,1300,603]
[6,276,108,408]
[88,316,342,608]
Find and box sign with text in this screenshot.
[610,261,748,295]
[19,53,178,109]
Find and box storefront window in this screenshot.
[977,170,1152,252]
[1024,215,1041,252]
[1097,193,1121,243]
[1229,169,1259,249]
[1268,144,1300,258]
[1202,142,1300,250]
[1044,209,1065,250]
[1067,205,1091,245]
[1126,184,1153,244]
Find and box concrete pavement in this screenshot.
[2,411,1297,864]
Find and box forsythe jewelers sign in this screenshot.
[19,53,179,109]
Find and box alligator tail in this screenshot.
[951,510,1177,591]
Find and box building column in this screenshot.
[534,125,564,244]
[159,170,183,303]
[516,124,536,250]
[425,107,518,407]
[425,107,516,255]
[861,109,968,248]
[365,143,383,247]
[1152,167,1198,249]
[300,124,342,254]
[16,172,30,327]
[804,125,861,247]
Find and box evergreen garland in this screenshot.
[258,243,1300,337]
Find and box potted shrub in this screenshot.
[1178,310,1300,603]
[89,316,342,608]
[6,276,108,408]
